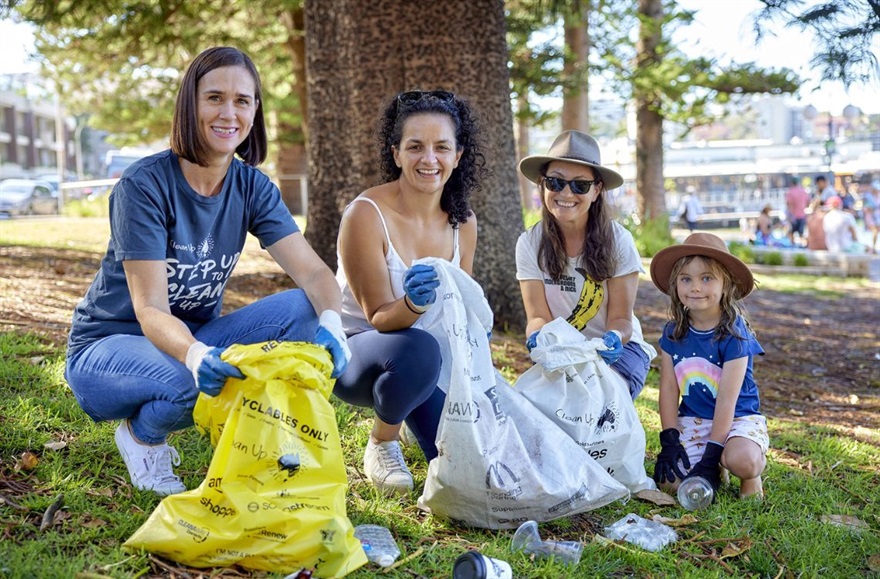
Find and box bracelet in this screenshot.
[403,295,426,315]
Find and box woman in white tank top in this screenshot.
[333,90,487,496]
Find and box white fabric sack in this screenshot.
[415,259,628,529]
[515,318,656,493]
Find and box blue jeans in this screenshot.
[333,328,443,460]
[65,289,318,445]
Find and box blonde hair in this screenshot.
[666,255,751,341]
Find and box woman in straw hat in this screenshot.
[649,232,768,500]
[516,130,657,399]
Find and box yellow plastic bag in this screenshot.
[124,341,367,577]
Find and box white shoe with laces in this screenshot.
[114,421,186,496]
[363,439,413,495]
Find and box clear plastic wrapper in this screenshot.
[604,513,677,552]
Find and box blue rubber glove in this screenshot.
[185,342,244,397]
[525,330,539,352]
[653,428,691,484]
[599,330,624,365]
[683,441,725,492]
[314,310,351,378]
[403,264,440,310]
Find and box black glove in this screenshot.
[653,428,691,484]
[682,441,724,491]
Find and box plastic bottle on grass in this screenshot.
[353,524,401,567]
[677,476,714,510]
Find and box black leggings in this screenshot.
[334,328,444,460]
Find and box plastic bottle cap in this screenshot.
[376,554,395,567]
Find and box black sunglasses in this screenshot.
[542,176,598,195]
[397,90,455,109]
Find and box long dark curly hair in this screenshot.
[537,172,617,282]
[377,92,486,225]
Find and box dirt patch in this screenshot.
[1,243,878,446]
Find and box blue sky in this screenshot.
[2,3,877,115]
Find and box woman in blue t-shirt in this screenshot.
[649,233,769,501]
[65,47,350,496]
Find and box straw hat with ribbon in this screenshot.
[650,232,754,298]
[519,130,624,190]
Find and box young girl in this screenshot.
[649,232,769,500]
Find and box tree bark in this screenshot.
[304,0,525,330]
[562,7,590,133]
[635,0,668,222]
[517,93,536,211]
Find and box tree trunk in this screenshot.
[516,93,536,211]
[304,0,525,330]
[635,0,668,222]
[561,8,590,133]
[276,7,309,215]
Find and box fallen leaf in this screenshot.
[652,514,699,527]
[635,489,676,506]
[720,540,752,559]
[43,441,67,451]
[867,554,880,572]
[81,517,108,529]
[16,451,39,471]
[820,514,870,532]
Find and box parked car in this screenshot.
[0,179,59,217]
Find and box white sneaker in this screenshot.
[364,439,413,495]
[114,421,186,496]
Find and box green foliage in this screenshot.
[728,241,756,264]
[793,253,810,267]
[522,206,541,229]
[14,0,302,147]
[751,0,880,88]
[621,215,675,258]
[764,251,784,266]
[62,195,110,218]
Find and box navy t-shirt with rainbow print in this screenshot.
[659,316,763,419]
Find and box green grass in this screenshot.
[1,331,878,578]
[2,218,878,577]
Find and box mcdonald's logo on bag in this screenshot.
[485,461,520,489]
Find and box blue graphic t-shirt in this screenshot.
[658,316,763,419]
[67,150,298,354]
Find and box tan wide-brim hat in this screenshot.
[519,130,624,190]
[650,232,755,297]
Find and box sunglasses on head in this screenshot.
[397,90,455,109]
[541,176,598,195]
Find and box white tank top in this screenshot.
[336,197,461,335]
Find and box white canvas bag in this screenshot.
[415,260,628,529]
[515,318,656,493]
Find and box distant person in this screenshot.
[785,177,810,246]
[859,179,880,254]
[650,233,768,500]
[805,198,828,250]
[333,89,486,495]
[815,175,836,204]
[754,205,773,245]
[678,187,703,232]
[64,47,351,496]
[516,130,657,400]
[840,184,858,215]
[822,196,860,252]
